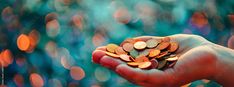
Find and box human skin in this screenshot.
[92,34,234,87]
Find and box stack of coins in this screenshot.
[103,37,179,70]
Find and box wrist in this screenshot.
[211,44,234,86]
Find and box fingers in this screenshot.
[99,56,124,70]
[92,46,124,70]
[115,64,148,84]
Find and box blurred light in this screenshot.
[46,19,60,38]
[68,82,79,87]
[13,74,24,87]
[17,34,30,51]
[91,84,101,87]
[183,29,192,34]
[113,8,131,24]
[48,79,62,87]
[60,56,72,69]
[70,66,85,80]
[196,85,204,87]
[72,14,84,30]
[16,58,26,67]
[30,73,44,87]
[45,12,58,23]
[94,67,110,82]
[92,33,105,47]
[1,49,13,67]
[191,12,208,28]
[228,35,234,49]
[27,29,40,53]
[45,41,58,58]
[1,6,13,22]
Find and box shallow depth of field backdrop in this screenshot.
[0,0,234,87]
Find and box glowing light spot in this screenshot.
[30,73,44,87]
[45,12,58,23]
[46,19,60,38]
[60,56,72,69]
[94,67,111,82]
[13,74,24,87]
[92,33,105,47]
[70,66,85,80]
[1,6,13,22]
[27,29,40,53]
[45,41,57,58]
[113,8,131,24]
[1,49,13,67]
[48,79,62,87]
[17,34,30,51]
[72,14,84,30]
[191,12,208,28]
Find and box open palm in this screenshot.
[92,34,218,87]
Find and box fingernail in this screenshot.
[100,56,121,70]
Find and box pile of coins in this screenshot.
[103,37,179,70]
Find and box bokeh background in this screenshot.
[0,0,234,87]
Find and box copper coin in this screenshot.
[168,42,179,52]
[120,38,135,46]
[135,56,149,63]
[157,60,167,69]
[138,62,152,69]
[150,59,158,69]
[115,47,127,55]
[106,44,119,53]
[148,49,160,58]
[119,54,132,62]
[122,43,134,52]
[162,37,170,42]
[166,56,178,61]
[104,51,120,58]
[129,49,139,58]
[134,41,147,50]
[127,62,139,67]
[139,49,150,57]
[146,39,159,48]
[129,56,135,61]
[156,51,169,59]
[157,42,170,50]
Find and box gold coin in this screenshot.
[146,39,159,48]
[127,62,139,67]
[115,47,127,55]
[138,62,152,69]
[122,43,134,52]
[169,42,179,52]
[166,56,178,61]
[119,54,132,62]
[104,51,120,58]
[157,42,170,50]
[148,49,160,58]
[134,41,147,50]
[106,44,119,53]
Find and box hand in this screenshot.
[92,34,232,87]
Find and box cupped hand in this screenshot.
[92,34,218,87]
